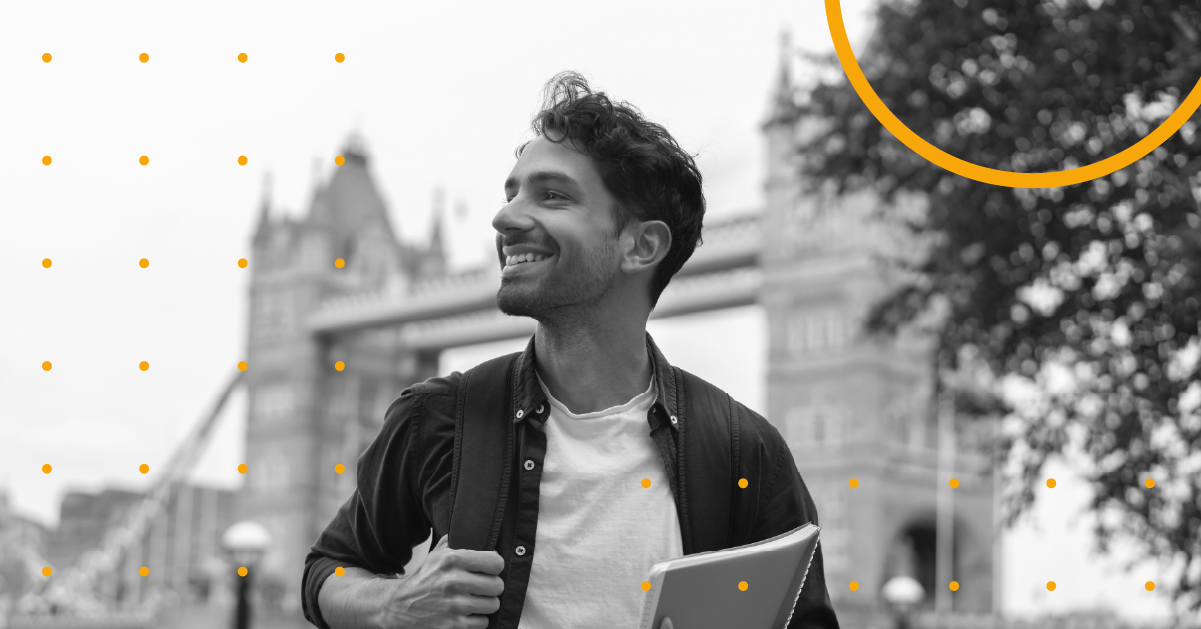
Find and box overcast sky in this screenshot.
[0,0,1187,621]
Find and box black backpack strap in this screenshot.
[448,352,521,552]
[674,365,737,553]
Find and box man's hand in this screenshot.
[316,534,505,628]
[660,618,674,629]
[375,533,506,628]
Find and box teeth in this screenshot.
[505,253,550,266]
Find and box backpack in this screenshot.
[446,351,762,559]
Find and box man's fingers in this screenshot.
[435,533,450,549]
[660,617,673,629]
[452,549,506,575]
[460,593,502,616]
[461,573,505,597]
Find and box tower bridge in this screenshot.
[8,34,997,629]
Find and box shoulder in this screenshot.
[397,371,462,400]
[378,371,463,433]
[676,367,785,448]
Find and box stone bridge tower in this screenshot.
[241,135,445,619]
[758,31,996,622]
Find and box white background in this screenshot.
[0,0,1185,621]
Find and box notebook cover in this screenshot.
[638,523,821,629]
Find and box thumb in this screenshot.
[660,618,673,629]
[434,533,450,550]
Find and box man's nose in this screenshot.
[492,196,534,235]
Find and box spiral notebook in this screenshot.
[638,523,820,629]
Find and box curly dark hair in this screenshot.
[515,71,706,311]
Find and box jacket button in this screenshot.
[515,409,524,419]
[524,460,535,471]
[515,546,527,556]
[536,404,545,414]
[670,415,678,425]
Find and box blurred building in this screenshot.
[42,483,238,610]
[0,489,51,604]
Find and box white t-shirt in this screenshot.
[518,370,685,629]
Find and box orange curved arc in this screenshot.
[825,0,1201,188]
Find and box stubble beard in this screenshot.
[496,240,616,327]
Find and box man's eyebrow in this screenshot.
[503,171,583,193]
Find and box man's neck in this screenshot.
[534,318,653,416]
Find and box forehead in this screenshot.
[507,136,604,189]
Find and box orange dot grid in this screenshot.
[26,50,1171,607]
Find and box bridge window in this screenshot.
[254,383,294,421]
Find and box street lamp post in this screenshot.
[882,575,925,629]
[221,521,271,629]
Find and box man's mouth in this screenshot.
[503,252,553,272]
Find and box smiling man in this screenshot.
[301,71,840,629]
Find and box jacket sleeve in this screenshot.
[756,431,841,629]
[300,389,433,629]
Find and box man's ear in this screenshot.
[621,220,672,274]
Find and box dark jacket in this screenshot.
[302,331,840,628]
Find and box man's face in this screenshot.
[492,135,623,321]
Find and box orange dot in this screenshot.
[335,567,346,577]
[238,53,248,63]
[334,258,345,269]
[42,258,52,268]
[42,156,52,166]
[238,361,248,371]
[1145,478,1155,488]
[139,155,149,166]
[738,478,748,489]
[42,567,52,577]
[238,566,248,577]
[42,464,52,474]
[1146,581,1155,591]
[139,566,149,577]
[139,361,149,371]
[335,464,345,474]
[139,464,149,474]
[641,580,651,591]
[139,258,149,268]
[738,581,748,591]
[335,361,345,371]
[949,478,959,488]
[238,155,248,166]
[1046,581,1056,591]
[139,53,149,63]
[335,53,345,63]
[640,478,651,488]
[335,155,345,166]
[42,361,52,371]
[848,581,859,591]
[238,258,248,268]
[950,581,960,591]
[1047,478,1056,488]
[849,478,859,488]
[42,53,52,63]
[238,464,248,474]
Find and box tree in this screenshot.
[800,0,1201,613]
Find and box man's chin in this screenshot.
[496,289,544,320]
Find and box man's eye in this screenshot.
[545,191,566,200]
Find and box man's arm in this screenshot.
[755,431,841,629]
[301,390,433,629]
[314,566,395,628]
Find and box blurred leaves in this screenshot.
[801,0,1201,611]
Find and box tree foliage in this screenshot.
[801,0,1201,612]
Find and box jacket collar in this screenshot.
[511,330,680,433]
